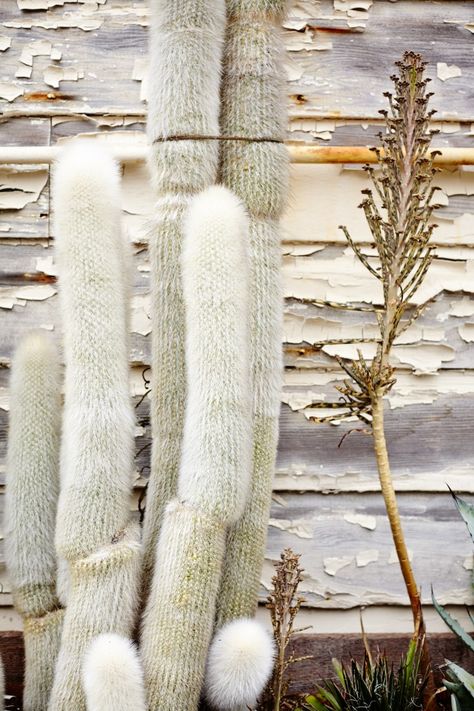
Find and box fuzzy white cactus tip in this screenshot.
[205,618,275,710]
[83,634,146,711]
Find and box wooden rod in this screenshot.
[0,144,473,165]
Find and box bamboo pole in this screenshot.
[0,144,474,165]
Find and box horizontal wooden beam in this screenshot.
[0,144,473,165]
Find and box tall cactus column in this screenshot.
[49,144,140,711]
[215,0,289,626]
[141,186,251,711]
[142,0,227,592]
[5,332,64,711]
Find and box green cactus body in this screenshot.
[52,143,134,563]
[141,186,250,711]
[48,526,142,711]
[24,609,64,711]
[5,332,63,711]
[215,1,289,626]
[142,0,226,591]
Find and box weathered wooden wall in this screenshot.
[0,0,473,632]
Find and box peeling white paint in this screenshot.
[323,556,353,576]
[130,293,151,336]
[0,167,48,210]
[437,63,462,82]
[0,36,12,52]
[0,82,24,102]
[344,513,376,530]
[44,65,84,88]
[0,284,56,309]
[269,518,313,539]
[356,550,379,567]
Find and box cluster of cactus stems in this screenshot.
[5,1,288,710]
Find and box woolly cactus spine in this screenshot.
[141,186,251,711]
[23,610,65,711]
[48,526,142,711]
[5,332,63,711]
[142,0,226,590]
[53,143,134,563]
[83,634,146,711]
[215,0,289,626]
[205,618,275,710]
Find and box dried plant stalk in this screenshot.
[258,549,307,711]
[327,51,441,706]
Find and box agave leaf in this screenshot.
[432,590,474,652]
[449,488,474,543]
[446,662,474,700]
[451,694,461,711]
[317,687,340,709]
[331,658,345,687]
[304,695,328,711]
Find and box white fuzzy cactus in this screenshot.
[49,525,142,711]
[215,0,289,627]
[205,618,275,710]
[5,332,63,711]
[142,0,227,593]
[141,186,250,711]
[83,634,146,711]
[53,142,134,563]
[178,186,252,522]
[23,609,65,711]
[5,332,62,618]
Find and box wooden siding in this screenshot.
[0,0,473,630]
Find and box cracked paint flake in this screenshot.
[0,36,11,52]
[458,323,474,343]
[323,556,353,576]
[0,284,56,310]
[36,256,57,276]
[344,513,376,530]
[0,167,48,210]
[20,40,52,66]
[0,82,24,102]
[130,293,151,336]
[269,518,313,539]
[44,65,84,89]
[4,18,103,31]
[16,65,32,79]
[356,550,379,567]
[463,556,473,571]
[17,0,106,6]
[437,63,462,82]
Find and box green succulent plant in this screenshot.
[432,489,474,711]
[300,640,425,711]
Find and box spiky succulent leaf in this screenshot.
[450,490,474,544]
[431,590,474,653]
[446,662,474,700]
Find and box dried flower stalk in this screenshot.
[312,52,441,707]
[258,549,308,711]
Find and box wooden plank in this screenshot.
[0,2,473,120]
[0,490,471,608]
